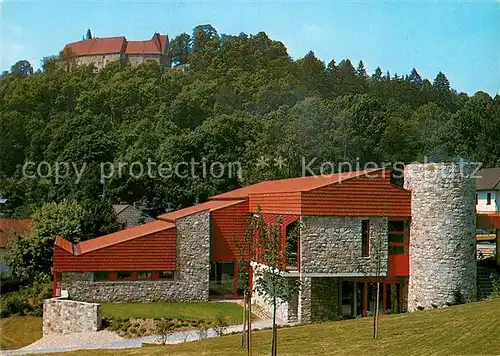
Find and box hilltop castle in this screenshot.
[62,33,170,71]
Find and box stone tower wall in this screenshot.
[404,163,477,311]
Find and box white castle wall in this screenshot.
[404,163,477,311]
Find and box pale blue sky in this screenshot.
[1,0,499,95]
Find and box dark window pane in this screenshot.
[94,272,108,281]
[389,245,407,255]
[137,271,152,280]
[388,234,405,243]
[158,271,174,280]
[388,221,405,232]
[362,220,370,257]
[117,271,132,280]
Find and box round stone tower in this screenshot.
[404,163,476,311]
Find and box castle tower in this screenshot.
[404,163,477,311]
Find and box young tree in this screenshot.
[433,71,450,91]
[356,60,368,78]
[409,68,423,85]
[235,211,300,356]
[371,67,383,82]
[85,28,92,40]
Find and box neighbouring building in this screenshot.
[476,167,500,213]
[62,33,170,71]
[0,219,33,276]
[112,204,155,229]
[53,164,496,323]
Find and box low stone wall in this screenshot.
[311,278,340,322]
[43,298,102,335]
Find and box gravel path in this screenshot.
[2,320,278,355]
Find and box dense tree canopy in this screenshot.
[1,25,498,219]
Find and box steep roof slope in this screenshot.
[476,168,500,190]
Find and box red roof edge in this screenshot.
[55,236,74,254]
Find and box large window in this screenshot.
[361,220,370,257]
[209,262,235,297]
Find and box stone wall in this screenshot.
[74,53,122,71]
[62,210,211,303]
[300,216,388,275]
[404,163,477,311]
[43,298,101,335]
[310,278,340,321]
[250,262,298,324]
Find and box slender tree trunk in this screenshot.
[374,282,380,339]
[242,291,247,349]
[248,293,252,356]
[272,295,277,356]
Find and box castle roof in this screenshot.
[63,33,168,57]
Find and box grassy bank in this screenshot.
[0,316,42,350]
[43,298,500,355]
[102,302,245,324]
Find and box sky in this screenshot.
[1,0,498,95]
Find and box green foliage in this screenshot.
[0,23,498,226]
[10,60,34,77]
[7,200,123,281]
[0,277,51,318]
[492,276,500,297]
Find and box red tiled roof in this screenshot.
[55,236,73,254]
[56,220,175,255]
[63,33,168,57]
[157,200,246,222]
[210,169,383,200]
[64,37,126,56]
[125,40,162,55]
[0,219,32,248]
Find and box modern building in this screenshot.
[0,219,32,276]
[476,167,500,213]
[62,33,170,71]
[53,164,485,323]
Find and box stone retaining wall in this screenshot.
[43,298,101,335]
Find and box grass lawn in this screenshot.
[0,316,42,350]
[44,298,500,356]
[102,302,246,324]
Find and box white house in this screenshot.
[476,168,500,213]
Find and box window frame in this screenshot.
[486,192,492,205]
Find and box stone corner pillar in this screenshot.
[298,276,312,323]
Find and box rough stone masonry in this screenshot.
[404,163,477,311]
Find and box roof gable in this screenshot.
[476,168,500,190]
[157,200,246,222]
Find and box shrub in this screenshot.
[212,312,229,337]
[156,318,174,345]
[0,279,51,318]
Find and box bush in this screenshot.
[492,276,500,297]
[212,312,229,336]
[0,278,52,318]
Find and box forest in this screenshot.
[1,24,499,219]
